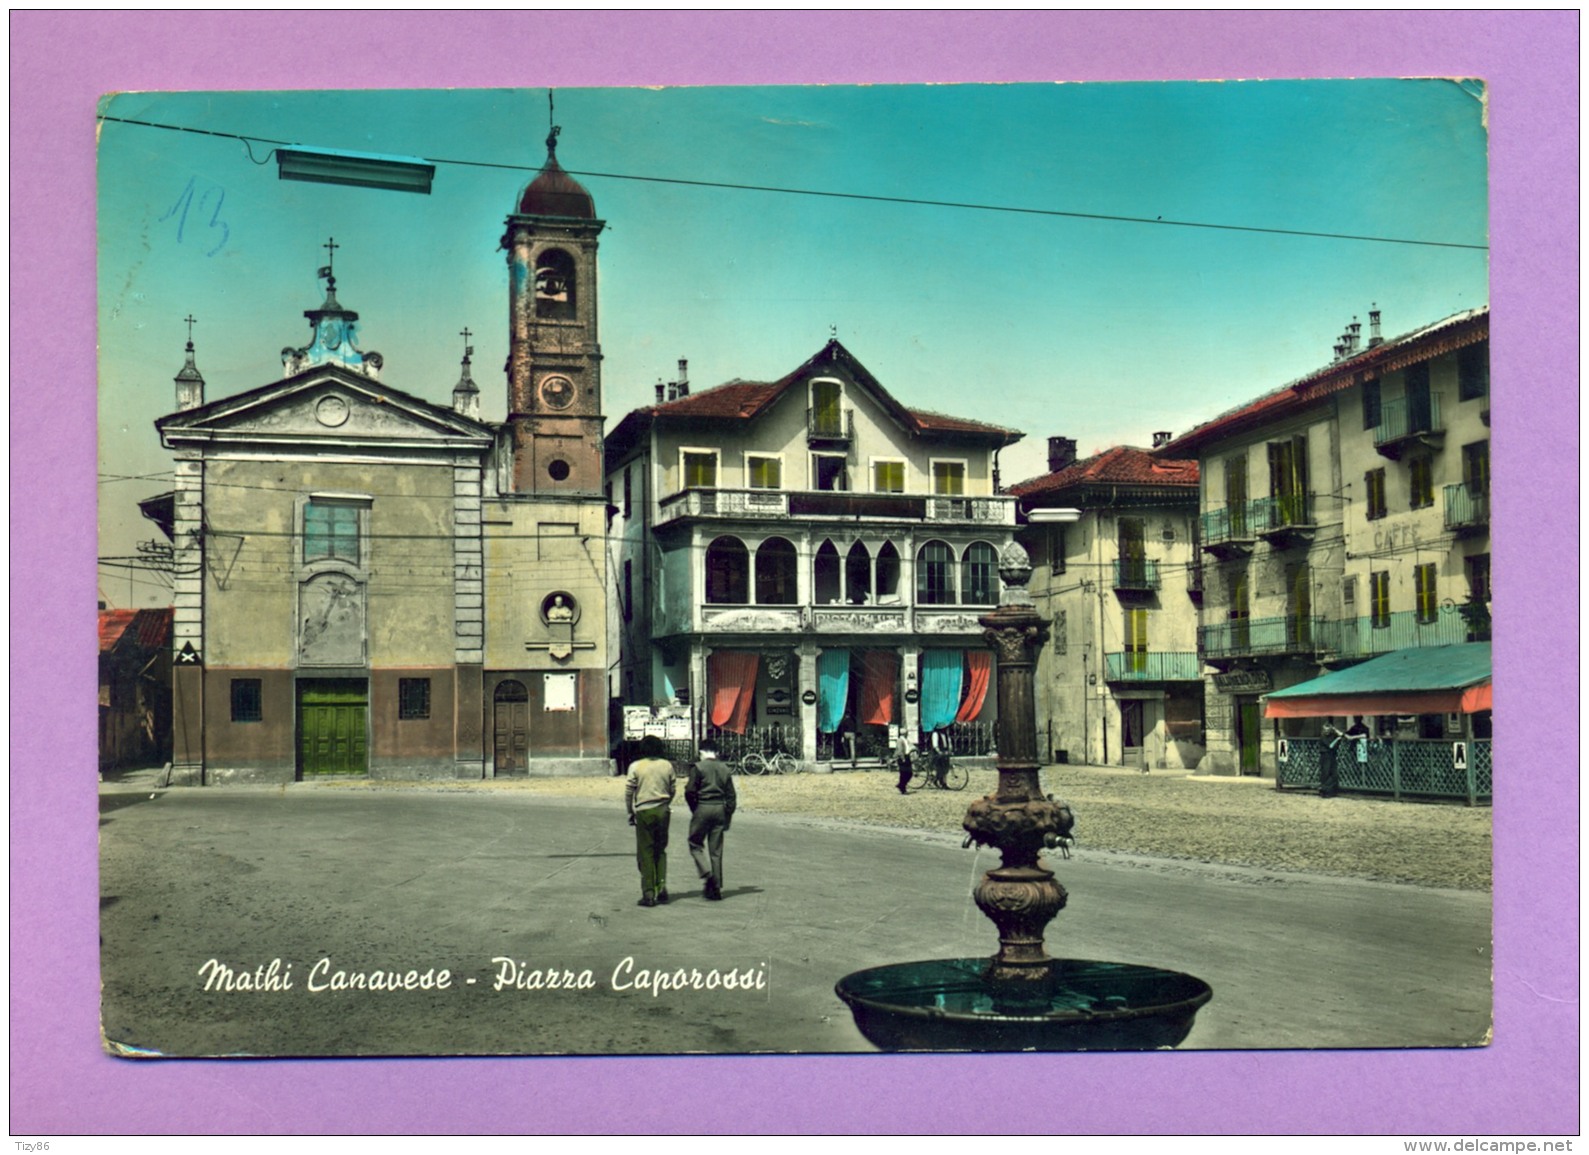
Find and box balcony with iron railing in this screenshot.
[1324,607,1472,661]
[807,405,855,444]
[1112,557,1161,594]
[1104,651,1202,682]
[1198,615,1326,663]
[1443,484,1490,535]
[655,487,1017,528]
[1199,606,1474,665]
[1252,492,1316,546]
[1200,501,1261,559]
[1373,392,1444,459]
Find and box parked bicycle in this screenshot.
[738,750,800,776]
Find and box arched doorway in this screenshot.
[494,680,530,777]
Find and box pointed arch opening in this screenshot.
[814,540,841,605]
[845,541,872,605]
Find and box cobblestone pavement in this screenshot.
[325,762,1492,890]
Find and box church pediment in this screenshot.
[158,367,493,447]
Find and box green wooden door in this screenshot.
[298,680,368,776]
[1237,698,1261,775]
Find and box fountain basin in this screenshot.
[836,957,1211,1052]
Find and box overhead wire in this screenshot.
[95,113,1488,252]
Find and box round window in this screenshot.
[548,459,571,481]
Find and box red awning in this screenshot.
[1265,684,1490,719]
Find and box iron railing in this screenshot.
[1199,615,1325,660]
[1374,392,1443,446]
[704,723,801,764]
[1104,651,1202,681]
[1254,491,1314,532]
[1443,483,1490,532]
[1277,736,1491,804]
[1323,608,1470,659]
[656,487,1016,527]
[1201,501,1262,547]
[807,406,855,442]
[1113,558,1161,591]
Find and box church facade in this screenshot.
[151,133,611,783]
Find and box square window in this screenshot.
[747,455,782,490]
[872,460,905,493]
[305,501,361,563]
[931,461,965,496]
[231,678,263,723]
[682,451,717,489]
[399,678,431,720]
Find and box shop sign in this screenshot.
[801,689,818,706]
[1213,669,1271,694]
[904,688,920,705]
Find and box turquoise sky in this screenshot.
[97,81,1488,604]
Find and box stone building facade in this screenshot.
[148,131,611,783]
[605,340,1023,766]
[1011,442,1204,770]
[1160,306,1490,776]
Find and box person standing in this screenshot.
[1318,721,1343,798]
[894,729,914,794]
[625,735,676,907]
[685,739,736,901]
[1344,716,1372,783]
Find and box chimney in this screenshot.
[1152,431,1172,448]
[676,358,689,398]
[1368,305,1383,348]
[666,382,678,402]
[1047,436,1078,473]
[655,380,666,405]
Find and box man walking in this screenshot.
[685,739,736,901]
[625,735,676,907]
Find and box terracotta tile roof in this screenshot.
[1160,306,1489,457]
[99,607,172,654]
[644,380,784,420]
[1009,445,1199,500]
[606,339,1022,465]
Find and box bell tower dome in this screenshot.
[502,124,605,495]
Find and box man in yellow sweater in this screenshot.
[624,736,676,907]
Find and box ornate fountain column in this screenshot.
[963,542,1072,986]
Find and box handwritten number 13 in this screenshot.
[159,177,231,256]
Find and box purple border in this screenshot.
[13,11,1576,1135]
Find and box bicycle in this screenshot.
[738,750,799,776]
[893,746,968,792]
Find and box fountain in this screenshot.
[836,542,1211,1051]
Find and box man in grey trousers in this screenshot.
[685,739,737,901]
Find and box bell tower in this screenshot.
[502,124,605,495]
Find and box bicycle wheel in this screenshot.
[942,763,969,791]
[905,761,927,792]
[769,752,799,775]
[739,752,769,776]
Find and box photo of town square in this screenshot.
[95,80,1492,1059]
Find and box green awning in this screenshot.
[1264,643,1491,718]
